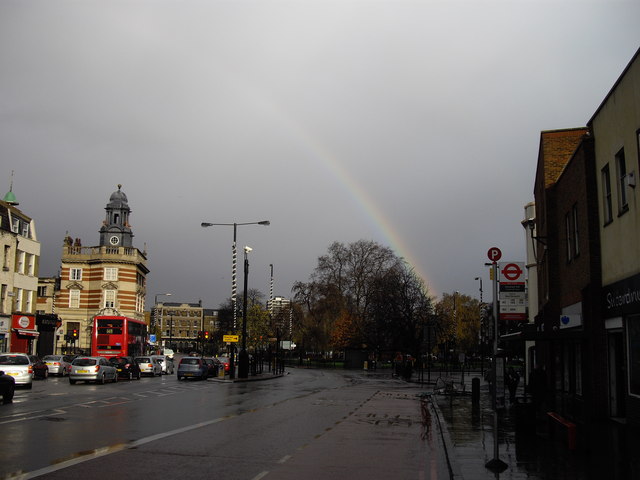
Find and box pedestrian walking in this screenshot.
[506,366,520,402]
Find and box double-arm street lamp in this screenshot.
[201,220,269,379]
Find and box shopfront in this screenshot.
[602,272,640,423]
[0,315,9,352]
[10,314,39,354]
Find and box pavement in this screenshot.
[423,371,640,480]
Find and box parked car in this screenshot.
[177,357,208,381]
[109,356,142,380]
[0,371,16,404]
[42,355,73,376]
[0,353,34,389]
[69,356,118,384]
[135,356,163,376]
[161,348,174,360]
[216,356,230,374]
[29,355,49,379]
[155,355,174,375]
[203,357,219,377]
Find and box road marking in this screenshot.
[250,471,270,480]
[14,415,236,479]
[277,455,291,464]
[0,409,65,426]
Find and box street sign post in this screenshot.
[485,246,507,472]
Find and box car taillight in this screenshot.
[28,366,33,374]
[53,362,60,366]
[147,364,153,368]
[94,366,100,373]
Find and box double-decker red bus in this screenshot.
[91,315,147,359]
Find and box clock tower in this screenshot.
[99,184,134,247]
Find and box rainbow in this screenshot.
[221,74,435,293]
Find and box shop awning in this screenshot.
[13,328,40,337]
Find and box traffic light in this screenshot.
[72,329,78,338]
[204,331,209,340]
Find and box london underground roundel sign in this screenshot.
[487,247,502,262]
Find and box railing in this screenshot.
[63,245,144,258]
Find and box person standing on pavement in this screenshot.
[506,366,520,402]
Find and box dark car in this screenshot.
[203,358,219,377]
[29,355,49,380]
[177,357,208,381]
[0,371,15,404]
[109,356,142,380]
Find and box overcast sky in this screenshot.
[1,0,639,309]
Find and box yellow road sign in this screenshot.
[223,335,239,343]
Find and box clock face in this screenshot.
[109,236,120,245]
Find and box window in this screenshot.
[21,222,29,238]
[565,212,572,261]
[17,251,25,274]
[15,288,22,311]
[70,268,82,281]
[37,286,47,297]
[616,148,628,212]
[0,284,6,314]
[27,254,35,275]
[25,291,33,313]
[572,204,579,257]
[11,217,19,233]
[602,164,613,224]
[104,267,118,281]
[69,289,80,308]
[575,343,582,396]
[104,289,116,309]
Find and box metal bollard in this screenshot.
[472,377,480,405]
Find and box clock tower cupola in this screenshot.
[99,184,134,247]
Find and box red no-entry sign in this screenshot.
[487,247,502,262]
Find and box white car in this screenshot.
[135,356,163,376]
[0,353,34,388]
[69,356,118,384]
[155,355,174,374]
[43,355,73,376]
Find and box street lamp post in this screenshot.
[239,246,252,378]
[201,220,269,379]
[168,315,174,351]
[154,293,172,351]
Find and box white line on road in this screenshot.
[13,415,236,479]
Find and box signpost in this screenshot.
[223,335,239,343]
[499,261,526,322]
[486,247,507,473]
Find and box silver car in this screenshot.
[155,355,174,375]
[135,356,163,376]
[0,353,34,388]
[69,356,118,384]
[42,355,73,376]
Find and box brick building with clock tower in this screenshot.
[53,185,148,354]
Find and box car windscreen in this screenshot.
[73,358,97,366]
[43,356,60,361]
[136,357,151,363]
[0,355,29,365]
[181,358,200,365]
